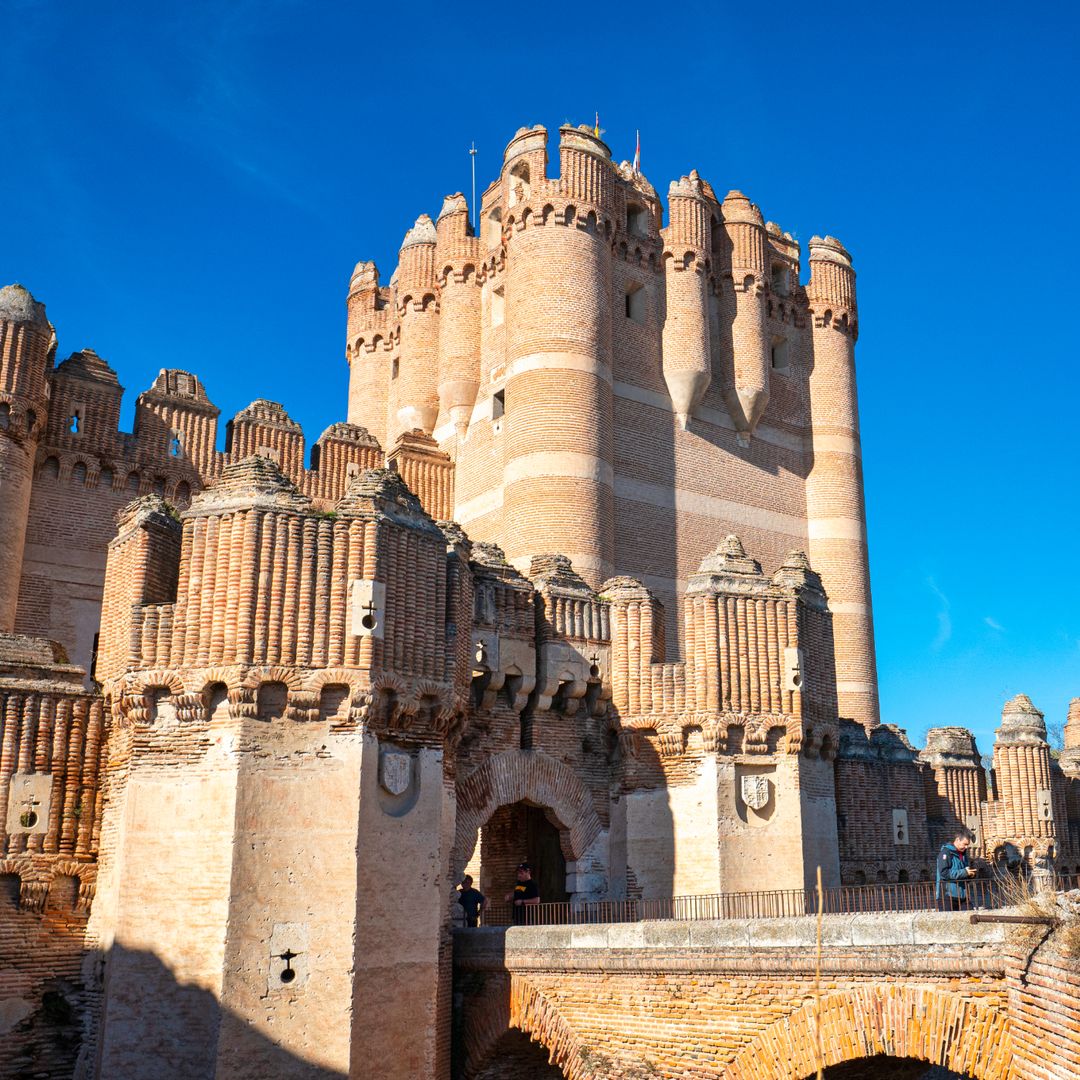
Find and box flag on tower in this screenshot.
[632,130,640,175]
[594,112,600,138]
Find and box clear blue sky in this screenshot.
[3,1,1077,753]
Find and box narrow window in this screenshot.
[490,286,505,328]
[627,203,648,237]
[69,411,80,434]
[89,633,100,682]
[771,263,789,297]
[391,356,400,379]
[492,389,505,421]
[170,433,181,457]
[508,162,530,207]
[485,207,502,248]
[625,283,646,325]
[771,338,790,371]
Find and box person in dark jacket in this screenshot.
[504,863,540,924]
[455,876,487,927]
[936,828,976,910]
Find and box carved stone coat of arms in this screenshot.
[741,774,771,811]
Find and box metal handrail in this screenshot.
[471,873,1079,928]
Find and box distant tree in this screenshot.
[1048,719,1064,760]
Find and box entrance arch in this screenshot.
[721,985,1012,1080]
[454,750,603,889]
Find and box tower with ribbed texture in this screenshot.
[990,695,1059,866]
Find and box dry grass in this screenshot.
[997,873,1080,957]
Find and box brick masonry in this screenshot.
[455,915,1079,1080]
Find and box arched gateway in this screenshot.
[454,749,605,893]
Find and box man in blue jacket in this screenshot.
[936,828,977,910]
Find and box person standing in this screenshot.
[455,875,487,928]
[504,862,540,924]
[936,828,977,910]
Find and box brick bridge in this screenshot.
[453,912,1079,1080]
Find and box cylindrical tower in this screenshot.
[0,284,52,631]
[346,261,390,446]
[1061,698,1080,777]
[718,190,770,437]
[661,173,712,428]
[804,236,879,727]
[992,694,1056,847]
[390,215,440,440]
[435,193,481,437]
[502,125,615,586]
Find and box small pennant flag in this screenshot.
[594,112,600,138]
[632,129,640,175]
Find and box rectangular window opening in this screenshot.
[625,284,646,325]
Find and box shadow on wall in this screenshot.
[614,727,677,904]
[78,943,347,1080]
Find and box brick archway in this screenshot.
[466,976,584,1080]
[454,750,603,881]
[720,985,1013,1080]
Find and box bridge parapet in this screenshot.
[460,910,1010,959]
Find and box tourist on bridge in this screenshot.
[505,863,541,925]
[455,875,487,928]
[936,828,977,910]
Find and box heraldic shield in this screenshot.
[741,774,771,811]
[379,749,412,796]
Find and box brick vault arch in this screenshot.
[454,749,603,883]
[720,984,1013,1080]
[466,975,585,1080]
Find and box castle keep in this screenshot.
[0,124,1078,1079]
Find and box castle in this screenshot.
[0,123,1078,1079]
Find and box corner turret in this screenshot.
[717,191,770,439]
[435,194,482,436]
[802,234,877,728]
[346,261,392,446]
[660,172,713,428]
[391,216,440,438]
[0,284,53,630]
